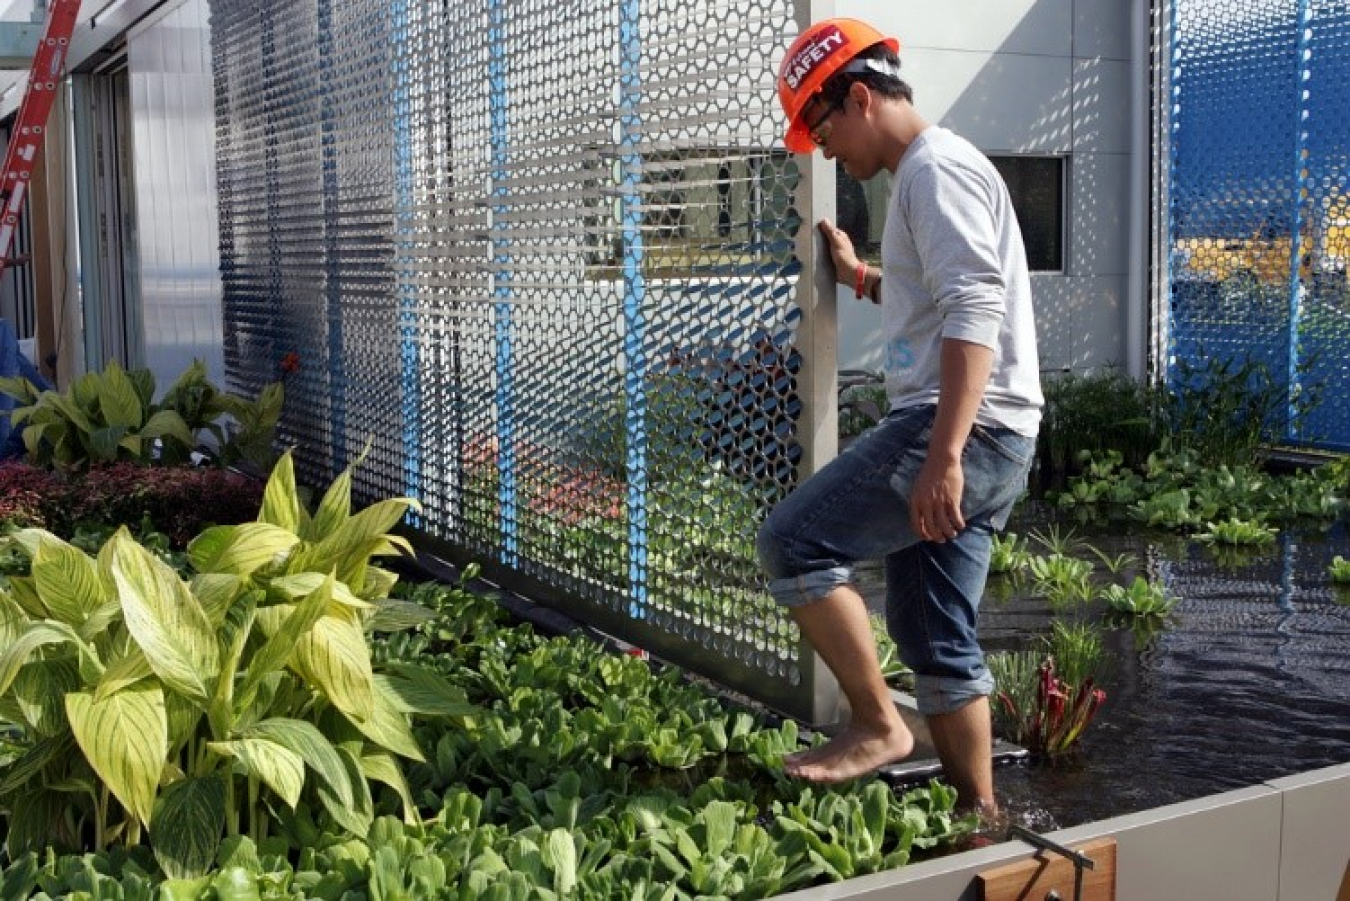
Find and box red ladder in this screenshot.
[0,0,82,276]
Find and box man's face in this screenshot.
[803,87,882,180]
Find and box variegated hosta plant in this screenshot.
[0,450,476,879]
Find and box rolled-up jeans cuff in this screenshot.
[766,567,853,608]
[914,672,995,716]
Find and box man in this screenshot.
[757,18,1043,817]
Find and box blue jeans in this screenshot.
[757,404,1035,715]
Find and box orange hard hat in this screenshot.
[777,18,901,152]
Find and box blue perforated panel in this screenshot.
[1168,0,1350,450]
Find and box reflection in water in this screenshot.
[855,513,1350,830]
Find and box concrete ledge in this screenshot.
[771,761,1350,900]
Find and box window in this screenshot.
[585,149,796,278]
[988,155,1065,272]
[837,154,1067,273]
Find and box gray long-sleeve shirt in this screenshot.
[880,126,1044,437]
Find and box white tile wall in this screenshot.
[1072,57,1133,153]
[1072,150,1132,276]
[856,0,1073,57]
[904,50,1076,153]
[1074,0,1135,60]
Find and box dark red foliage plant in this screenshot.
[0,461,64,529]
[0,460,263,547]
[69,463,264,546]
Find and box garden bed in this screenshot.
[0,453,979,900]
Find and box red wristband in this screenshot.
[854,262,868,300]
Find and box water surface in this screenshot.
[857,513,1350,831]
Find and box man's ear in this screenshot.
[848,80,872,114]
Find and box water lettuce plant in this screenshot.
[1193,516,1278,546]
[1099,575,1177,618]
[989,532,1032,576]
[1056,444,1346,536]
[1331,555,1350,585]
[1026,553,1095,610]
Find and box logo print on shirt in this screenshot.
[884,337,916,371]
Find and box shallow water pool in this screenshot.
[856,513,1350,831]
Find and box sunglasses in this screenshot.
[805,96,846,147]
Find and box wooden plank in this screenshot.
[978,837,1117,901]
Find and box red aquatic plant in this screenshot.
[998,656,1107,757]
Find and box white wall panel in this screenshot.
[904,49,1076,152]
[127,0,223,390]
[1072,150,1131,276]
[854,0,1073,57]
[1072,57,1132,153]
[1074,0,1134,60]
[1033,273,1127,370]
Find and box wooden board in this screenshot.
[977,837,1117,901]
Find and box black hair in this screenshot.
[819,42,912,106]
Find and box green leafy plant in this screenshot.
[0,359,282,471]
[0,548,978,899]
[1160,348,1322,469]
[1044,620,1111,690]
[0,450,475,879]
[1037,368,1160,487]
[870,614,912,688]
[1194,516,1279,546]
[839,382,888,439]
[1329,555,1350,585]
[1089,545,1138,575]
[989,532,1032,576]
[1100,575,1177,618]
[1028,525,1084,558]
[1026,553,1095,610]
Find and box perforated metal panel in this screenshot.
[210,0,829,718]
[1167,0,1350,450]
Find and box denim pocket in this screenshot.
[969,423,1035,467]
[961,425,1035,530]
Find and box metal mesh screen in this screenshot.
[1167,0,1350,450]
[210,0,823,716]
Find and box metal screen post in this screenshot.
[1285,0,1312,444]
[618,0,650,620]
[1151,0,1172,382]
[391,0,421,515]
[790,0,844,729]
[488,0,517,567]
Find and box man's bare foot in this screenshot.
[956,798,1007,849]
[783,720,915,783]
